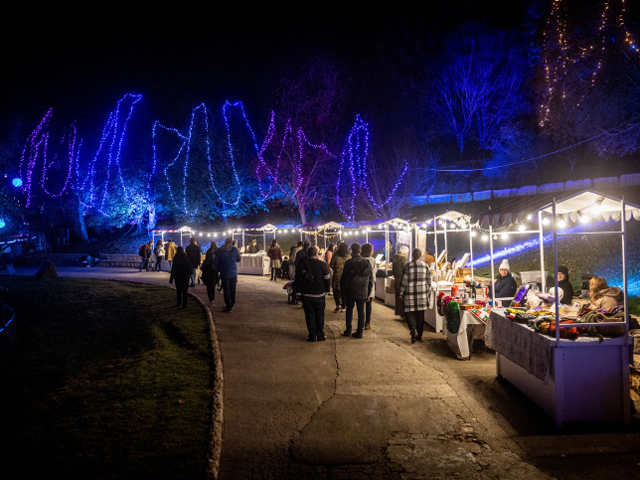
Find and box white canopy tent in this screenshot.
[419,210,475,283]
[477,189,640,426]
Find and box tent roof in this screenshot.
[473,189,640,228]
[300,221,344,231]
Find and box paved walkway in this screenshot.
[11,266,640,479]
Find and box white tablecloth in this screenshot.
[446,310,485,359]
[238,255,270,275]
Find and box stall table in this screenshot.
[238,254,270,275]
[486,309,630,426]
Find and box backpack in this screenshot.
[139,244,146,257]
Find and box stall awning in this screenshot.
[536,190,640,222]
[150,225,193,233]
[473,190,640,229]
[300,221,345,233]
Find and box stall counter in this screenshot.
[487,309,630,426]
[238,254,271,275]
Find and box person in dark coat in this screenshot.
[185,237,202,287]
[200,246,219,306]
[294,246,332,342]
[557,265,575,305]
[340,243,374,339]
[267,239,283,280]
[216,237,242,312]
[392,246,409,318]
[295,241,311,266]
[138,240,153,272]
[170,246,193,308]
[490,259,518,304]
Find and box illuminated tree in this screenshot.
[148,101,265,224]
[257,112,337,225]
[538,0,640,160]
[428,23,530,164]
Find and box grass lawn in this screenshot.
[0,276,214,479]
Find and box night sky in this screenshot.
[2,2,534,131]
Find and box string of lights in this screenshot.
[150,101,257,216]
[540,0,640,127]
[18,108,77,208]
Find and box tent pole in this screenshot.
[489,225,495,302]
[538,211,546,293]
[469,222,474,280]
[433,216,439,283]
[553,199,560,345]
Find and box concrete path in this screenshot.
[11,266,640,479]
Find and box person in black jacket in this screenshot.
[294,246,332,342]
[200,247,219,306]
[185,237,202,287]
[490,259,518,305]
[340,243,374,339]
[170,246,194,308]
[557,265,574,305]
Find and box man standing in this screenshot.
[165,238,177,271]
[185,237,202,287]
[169,246,193,308]
[295,241,311,266]
[138,240,153,272]
[399,248,431,343]
[294,246,331,342]
[216,237,241,312]
[340,243,373,339]
[392,246,409,319]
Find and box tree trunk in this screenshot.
[298,201,307,226]
[76,195,89,242]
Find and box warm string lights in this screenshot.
[540,0,640,127]
[336,115,409,220]
[18,108,77,208]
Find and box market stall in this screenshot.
[150,225,194,247]
[478,190,640,426]
[300,221,345,252]
[234,224,279,275]
[357,218,413,304]
[418,211,477,334]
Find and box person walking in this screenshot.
[362,242,378,330]
[200,247,219,306]
[267,239,283,280]
[169,246,193,308]
[340,243,373,339]
[165,238,177,271]
[154,239,165,272]
[329,242,350,312]
[392,246,409,319]
[294,246,331,342]
[216,237,241,312]
[399,248,431,343]
[185,237,202,287]
[138,240,153,272]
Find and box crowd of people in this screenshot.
[292,240,433,344]
[139,235,626,344]
[137,235,437,343]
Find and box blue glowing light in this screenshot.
[0,219,5,228]
[12,178,22,188]
[150,101,257,217]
